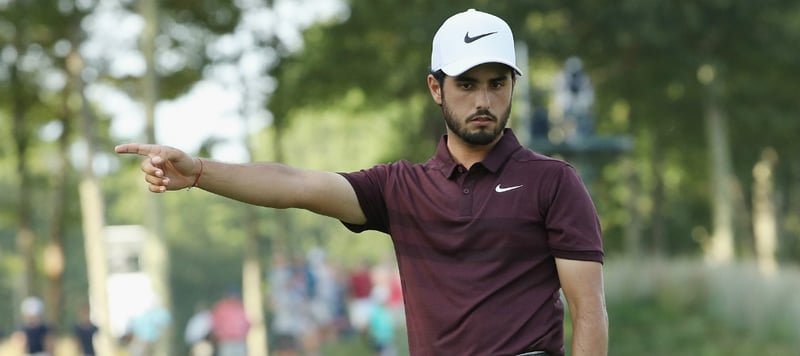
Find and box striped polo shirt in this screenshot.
[341,128,604,356]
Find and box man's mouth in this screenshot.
[469,114,495,126]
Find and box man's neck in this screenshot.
[446,131,503,170]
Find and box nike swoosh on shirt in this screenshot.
[464,31,497,43]
[495,184,523,193]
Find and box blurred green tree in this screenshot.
[269,0,800,261]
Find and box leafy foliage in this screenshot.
[1,0,800,351]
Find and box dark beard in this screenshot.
[442,102,512,146]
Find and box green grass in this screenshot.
[319,329,409,356]
[603,257,800,356]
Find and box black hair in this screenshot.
[430,69,447,88]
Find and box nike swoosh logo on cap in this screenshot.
[464,31,497,43]
[495,184,523,193]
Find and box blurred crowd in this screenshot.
[184,289,249,356]
[2,296,97,356]
[183,248,405,356]
[264,248,404,356]
[3,248,404,356]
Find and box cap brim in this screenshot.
[440,58,523,77]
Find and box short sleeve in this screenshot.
[543,165,604,263]
[338,164,392,234]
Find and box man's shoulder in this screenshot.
[511,147,572,169]
[355,159,436,175]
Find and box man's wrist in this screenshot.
[188,157,204,189]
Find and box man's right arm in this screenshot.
[198,159,366,224]
[115,143,367,225]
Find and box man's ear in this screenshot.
[427,74,443,105]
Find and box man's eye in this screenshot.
[459,83,473,89]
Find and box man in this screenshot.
[74,302,99,356]
[347,259,374,335]
[16,296,54,356]
[211,289,250,356]
[184,301,213,356]
[126,295,170,356]
[116,9,608,355]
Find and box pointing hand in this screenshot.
[114,143,201,192]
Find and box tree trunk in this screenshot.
[79,180,115,355]
[752,147,779,276]
[272,124,294,254]
[11,28,37,304]
[621,157,642,258]
[43,84,73,327]
[139,0,174,353]
[243,205,269,356]
[70,48,117,356]
[240,72,269,356]
[650,135,666,256]
[700,63,735,264]
[790,162,800,262]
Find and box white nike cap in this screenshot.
[431,9,523,76]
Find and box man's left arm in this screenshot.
[555,258,608,356]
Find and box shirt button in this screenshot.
[462,188,470,194]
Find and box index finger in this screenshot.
[115,143,162,157]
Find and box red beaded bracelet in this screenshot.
[189,158,204,189]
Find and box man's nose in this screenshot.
[475,88,491,109]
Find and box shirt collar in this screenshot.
[429,128,522,179]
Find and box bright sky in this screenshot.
[83,0,347,162]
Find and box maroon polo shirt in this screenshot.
[340,129,603,356]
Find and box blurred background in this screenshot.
[1,0,799,355]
